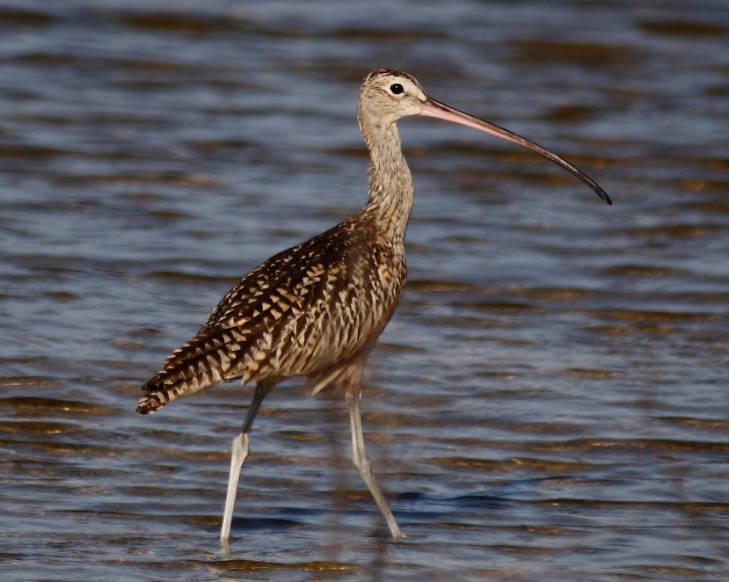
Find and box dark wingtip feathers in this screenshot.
[136,385,163,415]
[136,396,160,415]
[135,378,167,415]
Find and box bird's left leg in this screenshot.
[347,390,405,539]
[220,380,275,543]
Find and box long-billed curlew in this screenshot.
[136,69,611,542]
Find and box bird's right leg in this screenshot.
[220,381,274,543]
[347,391,405,539]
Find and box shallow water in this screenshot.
[1,0,728,580]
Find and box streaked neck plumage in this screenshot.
[357,108,414,245]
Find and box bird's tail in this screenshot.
[136,331,238,415]
[136,373,198,415]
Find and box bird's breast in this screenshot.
[269,242,406,378]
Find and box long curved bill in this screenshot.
[419,98,612,205]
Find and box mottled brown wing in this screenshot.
[136,222,404,414]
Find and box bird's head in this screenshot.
[359,69,428,125]
[358,68,612,205]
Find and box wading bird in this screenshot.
[137,69,611,542]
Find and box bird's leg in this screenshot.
[220,381,274,543]
[347,392,405,540]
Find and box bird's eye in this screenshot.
[389,83,404,95]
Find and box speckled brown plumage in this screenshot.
[136,218,406,414]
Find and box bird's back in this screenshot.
[136,215,406,414]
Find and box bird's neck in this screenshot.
[359,116,413,244]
